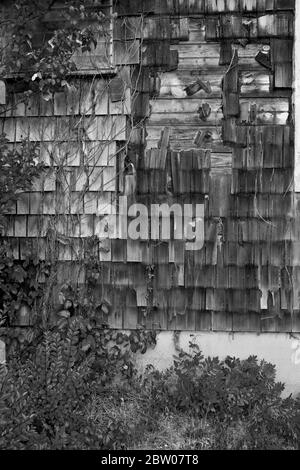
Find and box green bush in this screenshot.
[0,321,99,449]
[0,318,156,450]
[0,332,299,450]
[142,343,299,450]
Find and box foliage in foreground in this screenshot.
[0,318,156,449]
[141,344,300,450]
[0,327,300,450]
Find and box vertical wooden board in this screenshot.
[88,167,103,191]
[110,87,131,115]
[158,126,170,169]
[226,0,242,11]
[143,17,171,41]
[54,91,67,116]
[175,310,196,331]
[114,17,142,41]
[3,118,16,141]
[66,80,80,115]
[188,0,205,13]
[205,17,220,40]
[72,38,113,72]
[114,40,140,65]
[206,0,225,13]
[57,141,80,167]
[43,192,56,215]
[132,91,149,119]
[26,93,40,116]
[80,214,94,237]
[111,239,127,262]
[80,80,108,115]
[28,117,42,141]
[292,313,300,333]
[69,191,83,215]
[127,239,142,262]
[107,290,124,329]
[103,166,116,191]
[85,141,116,167]
[99,239,112,262]
[38,117,57,142]
[221,15,244,38]
[232,312,260,331]
[257,14,276,36]
[275,0,294,10]
[222,51,239,116]
[209,174,232,217]
[109,76,124,103]
[94,79,109,115]
[43,168,56,191]
[3,216,14,236]
[29,192,43,214]
[107,115,127,141]
[277,12,294,36]
[265,0,275,9]
[151,306,169,330]
[137,306,167,330]
[220,40,233,65]
[271,39,293,88]
[123,289,139,329]
[79,81,93,115]
[39,94,54,116]
[15,215,27,237]
[169,241,185,263]
[83,192,97,214]
[195,311,212,331]
[10,93,25,117]
[2,92,11,117]
[179,17,190,40]
[136,307,147,329]
[212,311,233,331]
[241,0,257,12]
[261,312,292,332]
[17,193,30,214]
[83,115,127,141]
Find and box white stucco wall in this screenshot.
[136,332,300,397]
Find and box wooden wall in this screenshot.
[1,0,298,332]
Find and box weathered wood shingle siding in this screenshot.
[1,0,297,331]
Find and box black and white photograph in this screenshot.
[0,0,299,454]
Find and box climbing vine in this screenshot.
[0,0,154,360]
[2,0,111,96]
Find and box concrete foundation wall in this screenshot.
[136,332,300,397]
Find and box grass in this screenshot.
[85,387,216,450]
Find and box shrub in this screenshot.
[0,320,99,449]
[142,343,299,450]
[0,332,299,450]
[0,317,156,450]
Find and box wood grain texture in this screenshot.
[1,1,296,331]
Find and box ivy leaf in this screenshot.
[11,265,27,283]
[31,72,42,81]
